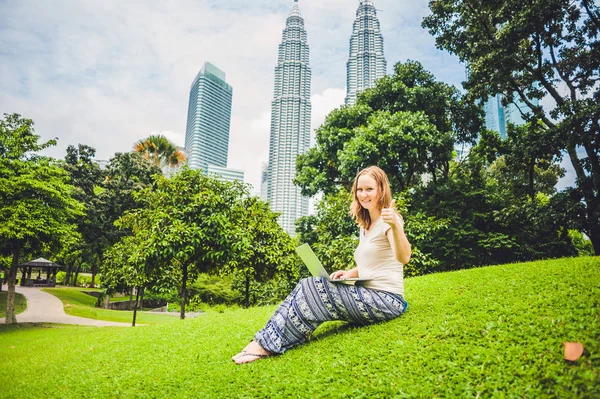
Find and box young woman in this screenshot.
[232,166,411,364]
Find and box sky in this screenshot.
[3,0,568,195]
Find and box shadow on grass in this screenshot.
[308,320,363,343]
[0,322,63,333]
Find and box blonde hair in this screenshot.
[350,166,392,230]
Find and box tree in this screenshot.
[423,0,600,253]
[0,114,84,323]
[222,197,297,308]
[113,168,248,319]
[294,61,481,276]
[62,144,104,286]
[99,152,161,247]
[102,235,175,326]
[490,122,564,201]
[295,60,480,197]
[412,139,576,270]
[59,151,159,293]
[133,135,185,169]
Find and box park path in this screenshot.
[0,285,132,327]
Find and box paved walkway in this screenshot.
[0,285,132,326]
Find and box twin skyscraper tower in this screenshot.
[185,0,387,235]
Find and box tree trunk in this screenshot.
[91,267,96,287]
[528,160,535,201]
[71,262,81,287]
[5,247,21,324]
[132,287,140,327]
[244,273,250,309]
[589,220,600,256]
[585,195,600,255]
[180,264,188,320]
[64,262,73,287]
[567,143,600,255]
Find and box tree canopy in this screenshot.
[423,0,600,253]
[295,60,481,196]
[133,134,186,169]
[105,167,296,317]
[0,114,84,323]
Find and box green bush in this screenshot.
[164,274,244,312]
[76,274,93,287]
[55,271,96,287]
[148,272,296,312]
[231,274,297,307]
[55,271,66,284]
[188,274,242,306]
[569,229,595,256]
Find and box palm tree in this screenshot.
[133,135,185,169]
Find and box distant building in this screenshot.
[260,162,268,201]
[266,0,311,235]
[184,62,233,172]
[483,94,507,138]
[483,93,540,139]
[162,146,186,178]
[345,0,387,106]
[206,164,244,183]
[505,95,537,127]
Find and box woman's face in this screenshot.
[356,174,380,211]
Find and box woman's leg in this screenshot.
[254,277,407,353]
[233,278,317,364]
[233,277,407,363]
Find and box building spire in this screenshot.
[267,0,311,235]
[289,0,301,18]
[345,0,387,105]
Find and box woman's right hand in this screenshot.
[330,270,347,280]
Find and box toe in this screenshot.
[234,353,268,365]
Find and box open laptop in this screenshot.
[295,243,372,284]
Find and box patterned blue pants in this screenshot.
[254,277,408,354]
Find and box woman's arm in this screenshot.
[386,221,411,264]
[330,267,358,280]
[382,202,411,264]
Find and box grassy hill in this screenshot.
[0,257,598,398]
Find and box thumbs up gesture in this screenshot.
[381,200,404,230]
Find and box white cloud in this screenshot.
[310,87,346,143]
[0,0,466,196]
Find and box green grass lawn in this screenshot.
[109,295,135,302]
[40,287,180,325]
[0,291,27,318]
[1,257,598,398]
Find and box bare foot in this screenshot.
[232,340,271,364]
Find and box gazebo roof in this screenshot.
[19,258,64,268]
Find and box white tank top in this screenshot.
[354,216,404,296]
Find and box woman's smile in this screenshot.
[356,175,379,210]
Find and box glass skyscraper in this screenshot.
[184,62,233,172]
[260,162,268,202]
[206,164,244,183]
[266,0,311,235]
[483,94,507,138]
[345,0,387,106]
[483,93,539,139]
